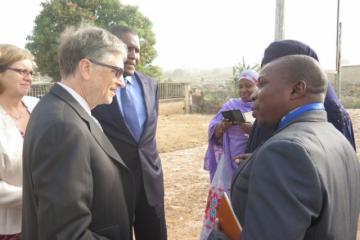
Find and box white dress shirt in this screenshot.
[57,83,103,130]
[0,96,39,234]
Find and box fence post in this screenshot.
[184,83,191,113]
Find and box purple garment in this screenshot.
[204,98,252,180]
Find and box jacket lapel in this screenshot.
[88,120,128,167]
[51,84,128,168]
[135,72,151,142]
[110,95,137,142]
[109,96,125,122]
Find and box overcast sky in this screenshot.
[1,0,359,70]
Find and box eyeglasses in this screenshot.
[88,59,124,78]
[6,67,34,77]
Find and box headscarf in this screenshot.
[237,69,259,84]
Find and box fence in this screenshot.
[190,88,234,114]
[28,82,54,98]
[158,82,186,99]
[28,82,188,100]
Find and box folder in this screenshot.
[217,192,242,240]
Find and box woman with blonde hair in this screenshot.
[0,44,38,240]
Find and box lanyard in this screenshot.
[277,102,325,130]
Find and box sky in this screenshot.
[1,0,360,71]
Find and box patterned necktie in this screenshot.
[121,81,142,141]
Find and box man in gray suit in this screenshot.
[210,55,360,239]
[92,26,166,240]
[22,26,135,239]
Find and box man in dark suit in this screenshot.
[22,26,135,239]
[92,26,166,240]
[210,55,360,239]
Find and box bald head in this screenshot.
[262,55,328,100]
[253,55,328,129]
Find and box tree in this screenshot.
[232,56,260,82]
[26,0,162,81]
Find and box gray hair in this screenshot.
[57,25,127,77]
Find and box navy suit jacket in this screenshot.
[92,72,164,206]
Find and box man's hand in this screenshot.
[207,218,229,240]
[239,122,253,134]
[233,153,252,165]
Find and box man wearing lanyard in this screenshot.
[209,55,360,240]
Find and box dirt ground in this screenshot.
[156,111,360,240]
[157,114,212,240]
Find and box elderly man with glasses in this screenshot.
[22,25,135,240]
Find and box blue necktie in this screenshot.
[121,81,142,141]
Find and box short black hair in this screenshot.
[110,25,137,38]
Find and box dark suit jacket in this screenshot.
[230,110,360,240]
[22,84,135,239]
[92,72,164,206]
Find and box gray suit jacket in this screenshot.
[22,84,135,239]
[230,110,360,240]
[92,72,164,206]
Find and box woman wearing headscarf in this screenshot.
[0,44,39,240]
[200,69,258,240]
[245,39,356,153]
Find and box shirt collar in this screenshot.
[277,102,325,130]
[57,82,92,116]
[125,75,134,85]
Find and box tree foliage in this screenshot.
[26,0,162,81]
[232,57,260,82]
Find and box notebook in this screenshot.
[217,192,242,240]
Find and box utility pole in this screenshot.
[335,0,342,99]
[275,0,285,40]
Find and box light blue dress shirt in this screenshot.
[116,75,146,136]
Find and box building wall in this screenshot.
[341,65,360,83]
[326,65,360,85]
